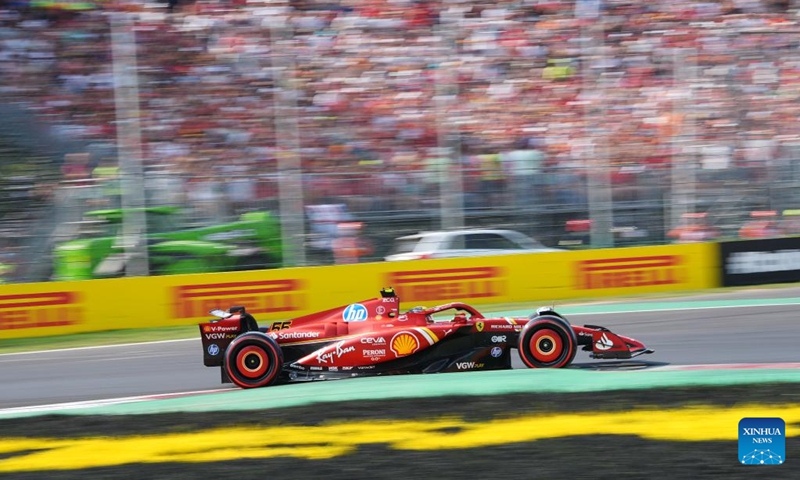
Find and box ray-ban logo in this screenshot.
[739,418,785,465]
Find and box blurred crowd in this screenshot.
[1,0,800,226]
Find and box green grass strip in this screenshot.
[5,367,800,419]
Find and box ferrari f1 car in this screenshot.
[199,288,653,389]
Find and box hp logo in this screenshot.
[343,304,368,322]
[207,344,220,356]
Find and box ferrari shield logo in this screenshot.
[476,321,484,332]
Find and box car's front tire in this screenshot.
[224,332,283,388]
[518,315,577,368]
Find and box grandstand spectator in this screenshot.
[0,0,799,244]
[61,152,92,181]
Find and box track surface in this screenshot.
[2,287,800,409]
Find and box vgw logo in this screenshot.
[739,418,785,465]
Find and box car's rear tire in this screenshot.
[518,315,577,368]
[224,332,283,388]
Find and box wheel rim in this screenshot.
[236,345,268,379]
[530,328,563,363]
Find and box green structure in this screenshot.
[53,207,283,280]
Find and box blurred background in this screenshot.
[1,0,800,283]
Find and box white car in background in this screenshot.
[385,229,561,261]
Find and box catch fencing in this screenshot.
[2,14,800,282]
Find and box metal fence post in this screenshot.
[670,47,698,233]
[110,13,148,276]
[269,22,307,267]
[436,13,465,231]
[581,19,614,248]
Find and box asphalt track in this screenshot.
[2,286,800,409]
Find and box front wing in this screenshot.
[574,324,654,360]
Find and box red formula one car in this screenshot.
[199,288,653,389]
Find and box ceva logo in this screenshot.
[739,418,785,465]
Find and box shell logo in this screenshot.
[390,331,419,357]
[203,326,211,333]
